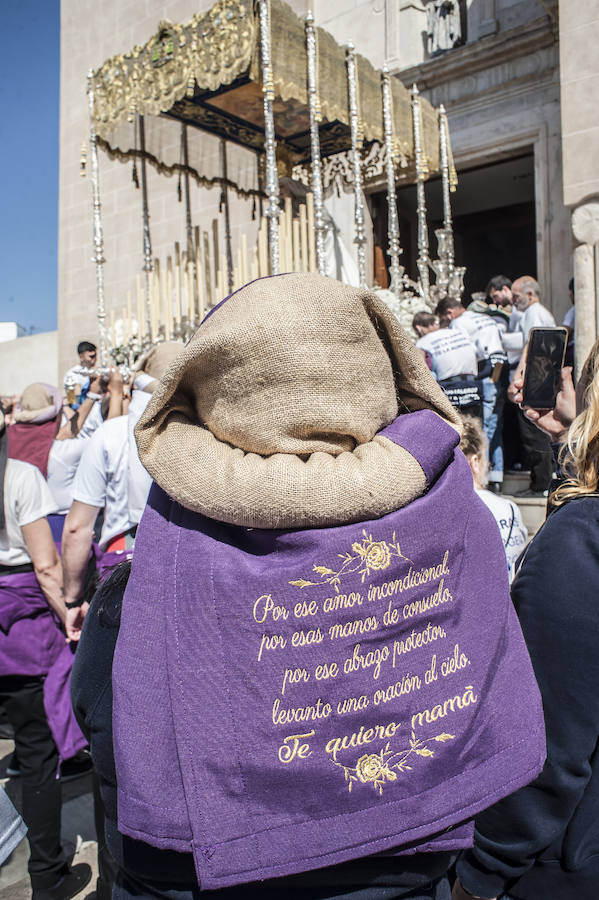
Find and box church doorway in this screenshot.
[370,153,536,301]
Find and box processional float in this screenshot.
[85,0,464,368]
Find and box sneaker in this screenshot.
[32,864,92,900]
[515,487,548,498]
[6,750,20,777]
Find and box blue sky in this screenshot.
[0,0,59,333]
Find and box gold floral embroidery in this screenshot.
[290,531,413,593]
[333,731,455,795]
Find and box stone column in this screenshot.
[571,201,599,375]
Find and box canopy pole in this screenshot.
[220,139,234,294]
[346,43,367,289]
[87,71,110,365]
[181,123,199,323]
[438,105,454,274]
[138,115,154,345]
[258,0,280,275]
[305,12,326,276]
[411,85,430,304]
[381,66,404,300]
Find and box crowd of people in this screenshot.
[0,271,596,900]
[0,340,180,898]
[413,274,575,499]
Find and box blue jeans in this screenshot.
[481,378,504,482]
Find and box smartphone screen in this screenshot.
[522,327,568,409]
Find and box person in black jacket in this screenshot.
[453,342,599,900]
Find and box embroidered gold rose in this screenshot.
[290,531,413,593]
[333,731,455,795]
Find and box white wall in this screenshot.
[0,331,59,395]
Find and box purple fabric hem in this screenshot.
[188,737,544,890]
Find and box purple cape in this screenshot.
[113,411,545,890]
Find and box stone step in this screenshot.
[502,492,547,537]
[502,470,530,495]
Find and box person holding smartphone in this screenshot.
[453,345,599,900]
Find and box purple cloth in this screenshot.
[113,411,546,891]
[44,643,87,764]
[0,571,64,677]
[0,571,85,761]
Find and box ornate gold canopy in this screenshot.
[90,0,440,176]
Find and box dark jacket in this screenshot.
[71,563,455,899]
[457,496,599,900]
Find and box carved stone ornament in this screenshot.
[571,201,599,246]
[427,1,462,55]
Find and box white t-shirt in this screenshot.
[450,310,506,366]
[496,309,525,365]
[519,302,555,341]
[563,306,575,331]
[416,328,477,381]
[47,439,87,515]
[77,401,103,440]
[72,391,152,549]
[476,489,528,581]
[0,460,58,566]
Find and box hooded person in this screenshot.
[71,274,545,900]
[0,406,90,900]
[7,383,64,478]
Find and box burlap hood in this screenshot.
[15,383,62,425]
[135,273,461,528]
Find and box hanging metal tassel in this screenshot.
[80,142,87,177]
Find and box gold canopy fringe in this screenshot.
[90,0,440,178]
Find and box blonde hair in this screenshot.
[459,414,486,460]
[552,339,599,506]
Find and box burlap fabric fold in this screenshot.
[135,273,461,528]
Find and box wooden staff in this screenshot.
[110,309,116,348]
[174,243,182,325]
[121,306,128,343]
[251,247,259,281]
[126,291,132,331]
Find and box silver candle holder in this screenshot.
[138,115,154,347]
[381,66,404,298]
[258,0,280,275]
[87,71,110,367]
[305,12,326,275]
[411,84,431,305]
[346,43,367,289]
